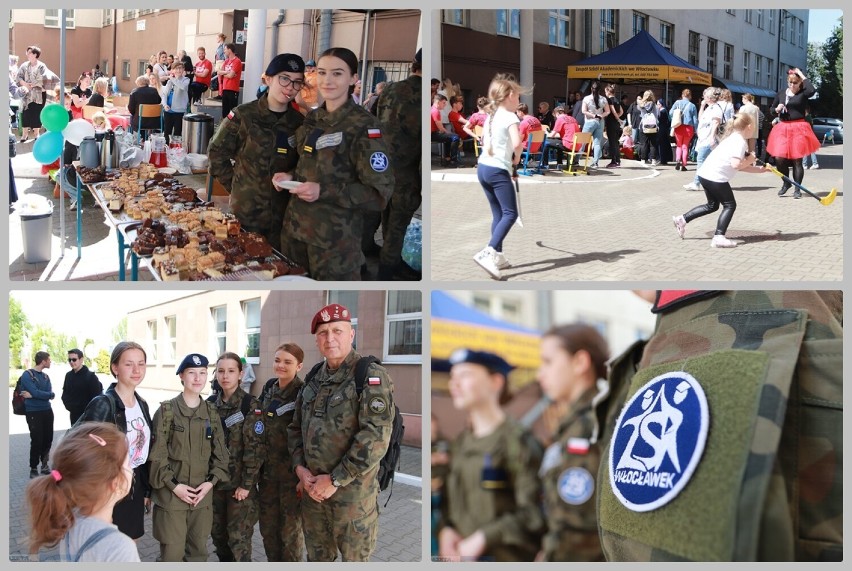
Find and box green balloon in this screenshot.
[40,103,70,132]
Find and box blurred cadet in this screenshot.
[438,349,544,561]
[597,290,842,561]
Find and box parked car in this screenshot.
[812,117,843,143]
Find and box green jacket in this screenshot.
[259,376,303,484]
[376,74,422,170]
[443,418,545,562]
[597,290,842,561]
[211,388,265,491]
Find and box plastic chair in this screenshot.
[519,130,546,176]
[564,132,593,175]
[136,103,163,143]
[82,105,104,121]
[472,125,484,158]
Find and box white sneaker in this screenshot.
[672,215,686,239]
[711,235,738,248]
[684,182,702,191]
[473,247,502,279]
[651,159,660,166]
[493,251,511,269]
[811,164,819,170]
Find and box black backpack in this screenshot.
[304,356,405,503]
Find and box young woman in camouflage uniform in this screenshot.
[277,47,395,280]
[257,343,305,561]
[210,353,265,562]
[536,324,610,561]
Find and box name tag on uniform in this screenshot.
[316,132,343,150]
[276,402,295,416]
[224,411,245,428]
[539,441,562,477]
[329,393,346,407]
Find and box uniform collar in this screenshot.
[316,97,358,127]
[176,393,211,418]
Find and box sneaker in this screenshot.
[40,464,51,476]
[778,183,791,196]
[672,215,686,239]
[674,163,682,171]
[494,251,511,269]
[684,182,702,191]
[804,165,810,170]
[588,163,598,170]
[473,247,502,279]
[793,190,802,199]
[605,161,618,168]
[29,469,38,479]
[651,160,660,166]
[711,235,738,248]
[811,164,819,170]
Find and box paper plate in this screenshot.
[274,180,302,190]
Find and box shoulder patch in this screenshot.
[558,467,595,505]
[370,152,389,172]
[254,420,265,435]
[316,132,343,150]
[368,397,387,414]
[367,376,381,386]
[367,128,382,138]
[609,371,709,512]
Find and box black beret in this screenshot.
[176,353,209,375]
[266,53,305,77]
[448,348,514,377]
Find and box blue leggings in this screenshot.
[477,164,518,252]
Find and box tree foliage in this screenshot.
[8,297,30,369]
[29,324,80,367]
[809,16,843,118]
[112,316,128,344]
[93,348,111,376]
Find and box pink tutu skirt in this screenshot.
[766,119,821,159]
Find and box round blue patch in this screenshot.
[370,152,389,172]
[609,371,709,512]
[557,467,595,505]
[254,421,265,435]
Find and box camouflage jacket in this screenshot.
[258,376,303,483]
[149,394,230,511]
[286,350,394,502]
[539,386,605,562]
[282,99,395,250]
[443,419,545,562]
[211,388,265,491]
[596,290,842,561]
[376,74,422,170]
[207,93,304,240]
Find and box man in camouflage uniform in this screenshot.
[258,343,306,561]
[376,49,422,281]
[280,85,395,281]
[596,291,842,561]
[287,303,395,561]
[207,53,305,251]
[210,352,266,562]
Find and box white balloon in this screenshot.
[62,119,95,146]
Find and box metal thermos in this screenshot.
[182,113,214,155]
[79,136,100,168]
[100,130,119,169]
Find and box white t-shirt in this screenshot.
[60,514,141,562]
[478,107,521,174]
[696,104,724,149]
[123,399,150,470]
[697,132,748,183]
[582,94,607,118]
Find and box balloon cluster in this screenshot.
[32,104,96,165]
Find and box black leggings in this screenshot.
[26,409,54,469]
[684,177,737,236]
[606,122,621,164]
[774,157,804,186]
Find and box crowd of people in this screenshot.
[432,290,843,562]
[21,302,397,562]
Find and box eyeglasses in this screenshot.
[68,358,79,363]
[276,75,305,91]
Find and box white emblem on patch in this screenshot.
[254,421,264,435]
[558,467,595,505]
[370,152,389,172]
[276,402,295,416]
[539,441,562,477]
[224,411,245,428]
[316,132,343,150]
[288,135,296,148]
[342,309,349,318]
[321,309,330,322]
[192,355,201,365]
[369,397,386,414]
[609,371,709,512]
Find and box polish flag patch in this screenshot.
[367,128,382,138]
[368,376,381,385]
[227,111,235,120]
[566,437,590,455]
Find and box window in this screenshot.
[769,10,775,35]
[766,58,774,90]
[744,10,752,24]
[442,10,465,26]
[798,20,804,47]
[473,295,490,313]
[139,9,154,16]
[496,10,520,38]
[123,61,131,80]
[688,32,700,67]
[706,38,717,77]
[241,299,261,365]
[501,299,521,324]
[725,9,736,16]
[211,306,227,357]
[788,16,795,44]
[102,9,113,26]
[743,51,750,84]
[146,319,158,363]
[600,10,618,52]
[123,9,137,21]
[723,44,733,80]
[384,292,422,363]
[757,9,765,30]
[754,56,762,86]
[165,316,177,363]
[137,60,148,78]
[549,10,571,48]
[45,9,75,28]
[659,21,674,51]
[632,11,648,36]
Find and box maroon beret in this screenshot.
[310,303,352,334]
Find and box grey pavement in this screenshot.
[7,387,423,562]
[431,144,843,282]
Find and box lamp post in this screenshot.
[775,10,795,93]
